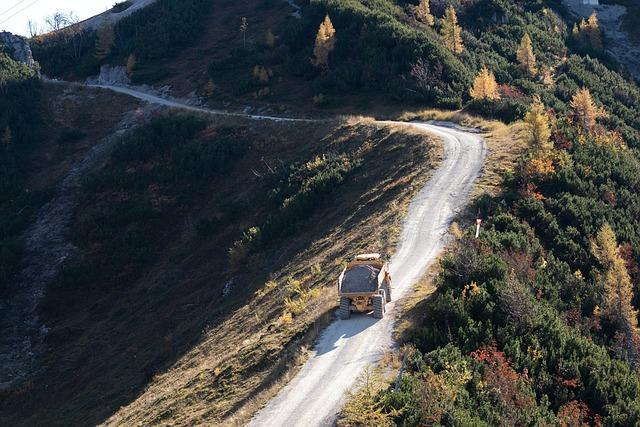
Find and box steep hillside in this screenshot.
[2,0,640,425]
[0,109,439,425]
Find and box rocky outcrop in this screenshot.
[86,64,131,86]
[0,32,36,68]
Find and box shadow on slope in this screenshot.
[0,114,438,426]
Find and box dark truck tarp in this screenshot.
[341,265,380,293]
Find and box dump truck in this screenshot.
[338,253,392,319]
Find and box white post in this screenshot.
[475,218,482,238]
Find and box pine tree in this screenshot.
[587,12,603,51]
[524,96,552,153]
[470,65,500,101]
[440,6,464,54]
[95,23,114,60]
[591,224,639,332]
[313,15,337,69]
[415,0,434,26]
[516,33,537,75]
[570,87,605,131]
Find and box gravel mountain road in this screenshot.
[87,85,487,426]
[16,82,485,423]
[248,122,486,427]
[90,84,317,123]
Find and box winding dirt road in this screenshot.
[3,81,485,423]
[247,122,486,427]
[86,85,487,426]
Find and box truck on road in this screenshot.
[338,253,392,319]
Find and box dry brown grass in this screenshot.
[397,108,528,196]
[98,118,440,427]
[101,110,524,427]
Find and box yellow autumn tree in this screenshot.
[571,23,580,40]
[516,33,537,75]
[440,6,464,54]
[313,15,337,69]
[415,0,434,26]
[570,88,606,131]
[575,13,603,51]
[470,65,500,101]
[591,224,639,332]
[523,96,556,178]
[95,22,114,60]
[586,12,603,51]
[524,96,552,153]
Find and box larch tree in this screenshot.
[440,5,463,54]
[516,33,537,75]
[591,223,639,333]
[571,23,580,40]
[416,0,434,26]
[95,23,115,60]
[313,15,337,69]
[575,13,603,51]
[524,96,552,153]
[570,87,605,131]
[587,12,603,51]
[470,65,500,101]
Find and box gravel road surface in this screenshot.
[247,122,486,427]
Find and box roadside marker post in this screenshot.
[475,218,482,238]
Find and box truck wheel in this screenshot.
[382,282,392,302]
[373,294,385,319]
[339,297,351,320]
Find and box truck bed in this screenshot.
[341,265,380,293]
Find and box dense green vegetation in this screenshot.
[43,114,248,313]
[0,54,43,295]
[6,0,640,424]
[31,0,212,80]
[49,114,368,298]
[299,1,640,424]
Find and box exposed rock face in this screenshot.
[0,32,36,68]
[86,64,131,86]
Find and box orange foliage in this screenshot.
[471,343,537,419]
[557,400,602,427]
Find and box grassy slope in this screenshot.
[0,112,439,426]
